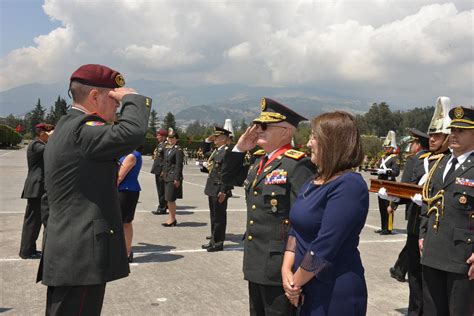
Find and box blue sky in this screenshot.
[0,0,60,57]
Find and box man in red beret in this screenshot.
[151,128,169,215]
[37,64,152,315]
[19,123,54,259]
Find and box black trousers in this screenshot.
[208,195,228,247]
[406,234,423,315]
[46,284,106,316]
[154,174,167,210]
[19,197,42,257]
[422,265,474,316]
[248,282,296,316]
[393,244,408,277]
[377,197,391,231]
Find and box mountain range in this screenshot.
[0,80,372,125]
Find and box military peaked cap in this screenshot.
[213,126,232,136]
[253,98,307,127]
[408,128,429,148]
[70,64,125,88]
[448,106,474,129]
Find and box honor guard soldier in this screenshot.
[222,98,316,316]
[375,130,400,234]
[200,126,234,252]
[419,106,474,315]
[19,123,54,259]
[385,128,430,314]
[38,64,151,315]
[151,128,169,215]
[161,128,184,227]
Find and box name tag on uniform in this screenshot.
[265,169,287,185]
[456,177,474,187]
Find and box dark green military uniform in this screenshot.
[202,141,234,250]
[151,137,168,213]
[163,144,184,201]
[420,106,474,315]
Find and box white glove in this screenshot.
[377,187,400,202]
[195,161,201,166]
[411,193,423,206]
[377,169,387,175]
[202,162,208,168]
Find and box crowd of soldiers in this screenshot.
[16,63,473,315]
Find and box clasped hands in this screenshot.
[282,269,303,307]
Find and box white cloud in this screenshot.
[0,0,472,106]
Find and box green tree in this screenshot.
[148,109,159,135]
[4,114,23,131]
[27,99,46,135]
[364,102,396,136]
[163,112,176,131]
[52,96,68,123]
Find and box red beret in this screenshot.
[157,129,168,136]
[70,64,125,88]
[35,123,54,132]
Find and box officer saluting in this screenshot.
[420,106,474,315]
[38,64,151,315]
[201,126,234,252]
[223,98,316,315]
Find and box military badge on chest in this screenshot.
[265,169,288,185]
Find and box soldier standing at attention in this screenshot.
[38,64,151,315]
[419,106,474,315]
[200,126,234,252]
[375,130,400,235]
[19,123,54,259]
[223,98,316,316]
[161,129,184,227]
[151,128,168,215]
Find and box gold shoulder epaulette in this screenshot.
[253,149,265,156]
[284,149,306,160]
[419,152,431,159]
[429,153,444,161]
[390,154,398,158]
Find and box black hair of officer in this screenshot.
[253,98,307,128]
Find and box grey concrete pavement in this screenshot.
[0,148,410,315]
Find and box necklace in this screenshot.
[302,181,314,199]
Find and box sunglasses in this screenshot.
[253,122,288,131]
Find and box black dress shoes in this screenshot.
[380,230,392,235]
[207,245,224,252]
[152,208,167,215]
[202,243,212,249]
[20,251,41,259]
[162,220,177,227]
[389,267,405,282]
[374,229,383,234]
[206,236,212,240]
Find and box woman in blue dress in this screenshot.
[282,111,369,315]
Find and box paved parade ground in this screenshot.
[1,147,410,315]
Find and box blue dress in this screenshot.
[288,172,369,315]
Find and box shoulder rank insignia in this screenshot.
[419,152,431,159]
[253,149,265,156]
[284,149,305,160]
[85,121,105,126]
[429,153,444,161]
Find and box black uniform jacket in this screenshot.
[150,141,167,175]
[38,94,151,286]
[223,147,316,286]
[377,154,400,181]
[203,144,234,197]
[163,145,184,182]
[420,152,474,274]
[21,139,47,199]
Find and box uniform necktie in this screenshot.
[444,157,458,181]
[257,155,269,175]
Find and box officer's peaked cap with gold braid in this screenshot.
[213,126,232,136]
[253,98,307,127]
[70,64,125,89]
[448,106,474,129]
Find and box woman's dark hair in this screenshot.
[311,111,364,181]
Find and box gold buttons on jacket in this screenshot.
[467,238,472,245]
[248,235,253,241]
[110,229,114,234]
[459,196,467,204]
[253,191,258,196]
[271,192,276,197]
[252,205,256,210]
[471,214,474,219]
[284,219,289,225]
[249,220,254,225]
